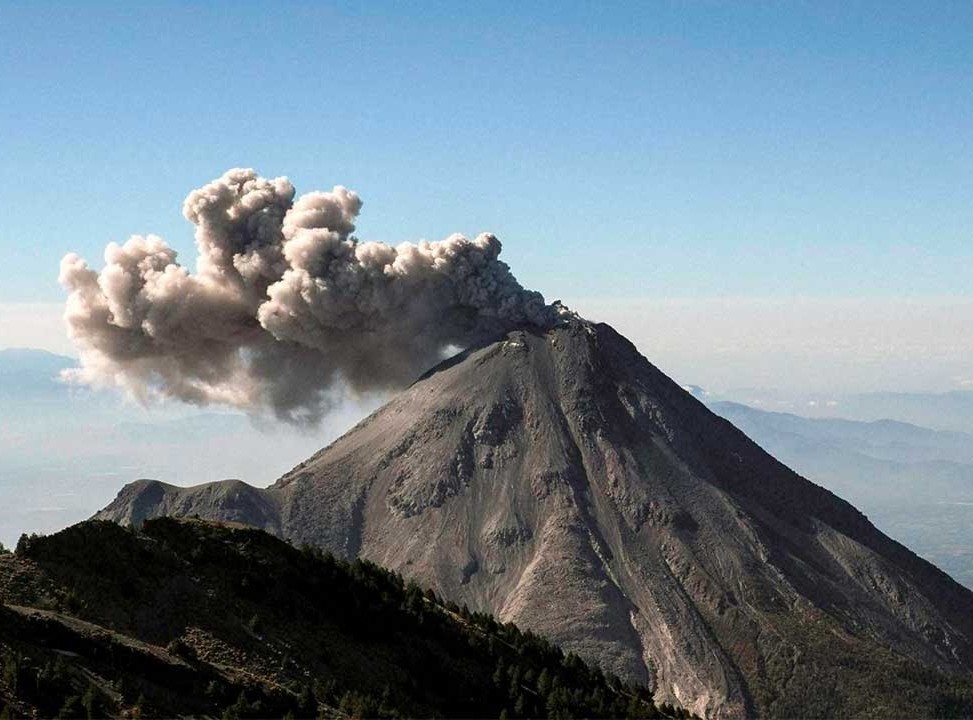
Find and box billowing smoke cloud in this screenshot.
[60,168,559,424]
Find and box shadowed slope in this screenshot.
[1,518,671,719]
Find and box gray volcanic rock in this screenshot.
[100,478,281,534]
[96,319,973,718]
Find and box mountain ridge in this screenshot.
[2,517,676,719]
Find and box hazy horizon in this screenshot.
[5,294,973,399]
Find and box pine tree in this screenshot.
[133,693,147,720]
[58,695,81,719]
[298,683,316,717]
[1,652,19,694]
[537,668,552,696]
[493,658,507,686]
[546,687,572,719]
[508,665,522,699]
[379,684,392,715]
[82,681,98,719]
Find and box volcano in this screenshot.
[97,318,973,717]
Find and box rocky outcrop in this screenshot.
[98,479,281,534]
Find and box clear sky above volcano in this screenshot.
[1,1,971,393]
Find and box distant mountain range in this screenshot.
[0,348,76,403]
[705,386,973,434]
[0,347,74,377]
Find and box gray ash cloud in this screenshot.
[60,168,557,424]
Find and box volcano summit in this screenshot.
[97,317,973,718]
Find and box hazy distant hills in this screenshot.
[710,401,973,589]
[710,401,973,482]
[705,386,973,434]
[0,348,77,406]
[813,390,973,434]
[95,320,973,719]
[0,348,74,384]
[0,348,370,548]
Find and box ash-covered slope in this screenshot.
[97,319,973,718]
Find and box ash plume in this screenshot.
[60,168,558,423]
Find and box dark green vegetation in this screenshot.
[0,519,685,719]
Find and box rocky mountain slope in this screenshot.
[1,518,672,719]
[709,401,973,588]
[97,319,973,718]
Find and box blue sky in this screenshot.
[1,1,971,391]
